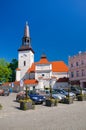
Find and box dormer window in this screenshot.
[24,61,26,66]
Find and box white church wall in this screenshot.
[16,70,21,81]
[18,50,34,80]
[36,64,52,71]
[35,71,51,80]
[52,72,68,79]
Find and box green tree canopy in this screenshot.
[0,58,12,83]
[9,58,18,82]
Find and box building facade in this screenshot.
[16,22,69,90]
[69,51,86,88]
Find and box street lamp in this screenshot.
[49,79,52,98]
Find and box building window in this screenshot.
[81,60,84,65]
[71,64,73,67]
[82,69,84,76]
[76,71,79,77]
[24,61,26,66]
[71,72,74,78]
[76,62,78,66]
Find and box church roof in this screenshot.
[52,61,68,72]
[37,56,50,64]
[27,60,68,73]
[18,45,34,53]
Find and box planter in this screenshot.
[61,97,73,104]
[45,98,58,107]
[20,99,35,110]
[77,95,86,101]
[0,104,2,110]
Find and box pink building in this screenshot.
[69,51,86,88]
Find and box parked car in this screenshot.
[70,86,86,96]
[41,90,66,102]
[16,91,26,101]
[16,91,46,104]
[54,88,76,99]
[0,88,9,96]
[0,89,4,96]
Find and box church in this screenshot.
[16,22,69,90]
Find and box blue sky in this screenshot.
[0,0,86,65]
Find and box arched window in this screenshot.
[24,61,26,66]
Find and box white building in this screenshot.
[16,22,69,90]
[69,51,86,88]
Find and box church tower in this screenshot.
[16,22,34,81]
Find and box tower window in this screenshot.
[24,61,26,66]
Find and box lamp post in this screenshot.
[68,80,71,97]
[49,79,52,98]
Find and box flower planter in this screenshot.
[45,98,58,107]
[77,95,86,101]
[61,97,73,104]
[20,100,35,110]
[0,104,2,110]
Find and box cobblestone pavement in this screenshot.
[0,93,86,130]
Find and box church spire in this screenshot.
[22,21,31,46]
[18,21,34,53]
[24,21,30,38]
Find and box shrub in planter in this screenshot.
[77,87,86,101]
[77,94,86,101]
[0,104,2,110]
[20,98,35,110]
[61,97,74,104]
[61,87,74,104]
[45,98,58,107]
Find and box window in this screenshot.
[24,61,26,66]
[76,71,79,77]
[76,62,78,66]
[82,69,84,76]
[71,64,73,67]
[71,72,74,78]
[81,60,84,65]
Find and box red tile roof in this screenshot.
[27,63,35,73]
[52,61,68,72]
[24,79,38,85]
[27,60,68,73]
[37,57,50,64]
[16,68,21,71]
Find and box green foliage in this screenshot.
[0,58,12,83]
[46,98,58,106]
[9,59,18,82]
[20,99,35,110]
[0,104,3,110]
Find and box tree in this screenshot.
[0,58,12,83]
[9,59,18,82]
